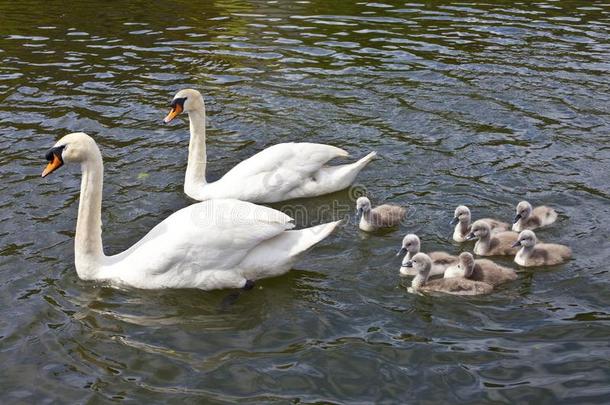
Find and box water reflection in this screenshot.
[1,0,610,402]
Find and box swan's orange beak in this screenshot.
[163,103,183,123]
[42,148,64,178]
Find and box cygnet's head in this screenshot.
[163,88,205,123]
[514,201,533,223]
[356,197,372,216]
[512,230,537,248]
[466,220,491,241]
[397,234,421,256]
[451,205,471,225]
[41,132,98,177]
[457,252,476,277]
[403,252,432,278]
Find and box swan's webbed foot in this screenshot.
[220,291,241,310]
[219,280,254,309]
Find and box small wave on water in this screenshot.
[0,0,609,402]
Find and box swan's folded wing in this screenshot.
[423,278,493,295]
[429,251,457,266]
[481,218,510,231]
[208,143,350,201]
[221,142,348,182]
[108,199,294,273]
[371,205,407,226]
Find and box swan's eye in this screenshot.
[42,145,66,178]
[164,97,188,123]
[170,97,187,108]
[44,144,65,161]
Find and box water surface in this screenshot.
[1,0,609,403]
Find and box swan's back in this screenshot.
[213,143,350,202]
[421,278,493,295]
[370,204,407,227]
[477,231,519,256]
[429,251,457,265]
[104,199,294,280]
[527,243,571,266]
[470,259,517,286]
[429,251,458,275]
[532,206,558,227]
[222,142,347,181]
[481,218,510,232]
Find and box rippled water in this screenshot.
[1,0,609,402]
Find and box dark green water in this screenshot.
[1,0,609,403]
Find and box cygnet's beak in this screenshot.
[356,207,363,217]
[396,247,407,257]
[513,213,522,224]
[511,240,522,248]
[450,217,459,226]
[404,260,413,268]
[465,232,477,241]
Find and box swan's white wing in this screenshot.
[104,199,294,285]
[206,143,348,202]
[222,143,348,180]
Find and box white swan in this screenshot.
[41,132,341,290]
[163,89,377,203]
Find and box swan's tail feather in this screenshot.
[307,151,377,195]
[239,220,342,276]
[285,219,342,257]
[334,147,350,158]
[355,151,377,169]
[334,151,377,188]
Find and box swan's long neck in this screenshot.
[363,209,372,221]
[411,271,428,291]
[459,219,470,237]
[520,245,534,257]
[359,209,373,228]
[184,108,208,196]
[513,218,523,230]
[461,263,473,278]
[75,149,105,279]
[476,232,490,252]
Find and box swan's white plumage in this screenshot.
[221,142,348,181]
[43,132,340,291]
[167,89,377,203]
[240,220,341,280]
[201,142,367,202]
[103,199,294,289]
